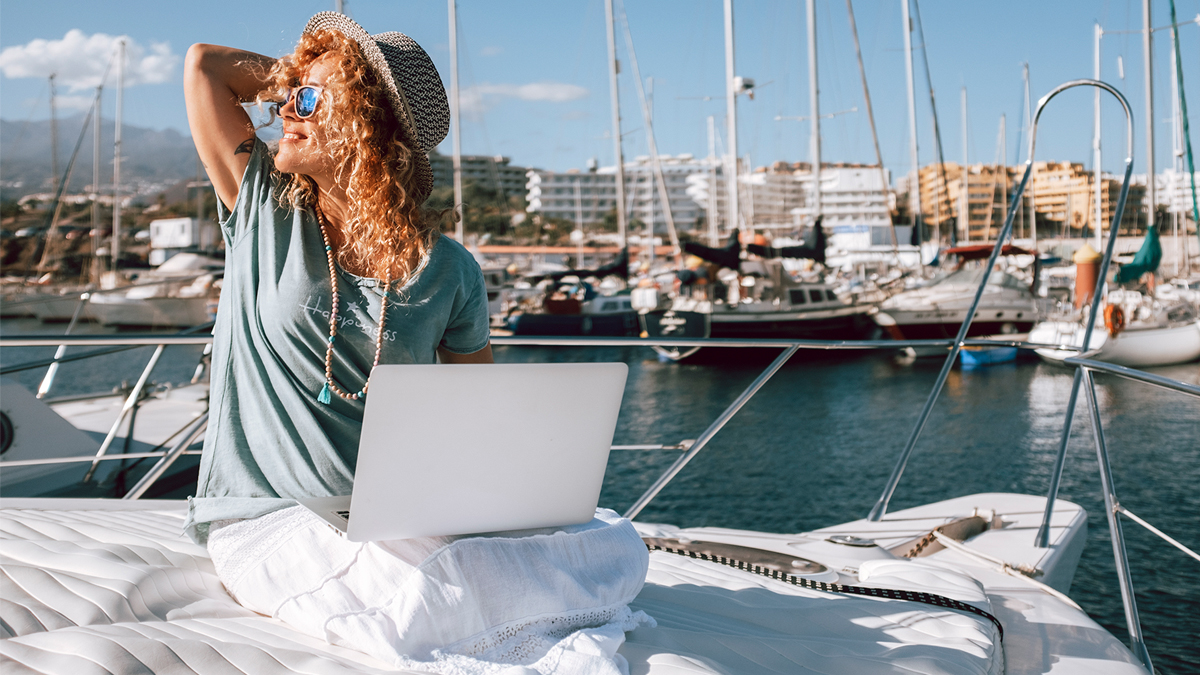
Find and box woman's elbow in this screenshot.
[184,44,217,78]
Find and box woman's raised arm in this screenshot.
[184,44,276,211]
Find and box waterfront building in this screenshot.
[1033,162,1144,236]
[907,161,1148,242]
[1160,169,1200,231]
[915,163,1030,243]
[794,163,892,232]
[526,158,893,243]
[525,155,716,233]
[428,150,528,199]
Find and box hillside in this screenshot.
[0,114,201,201]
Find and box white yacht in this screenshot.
[1031,288,1200,367]
[876,267,1039,342]
[86,253,224,328]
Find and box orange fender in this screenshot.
[1103,304,1125,337]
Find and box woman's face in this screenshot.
[275,53,337,183]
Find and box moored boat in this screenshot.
[874,250,1039,344]
[1031,289,1200,367]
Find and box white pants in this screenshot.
[207,505,652,675]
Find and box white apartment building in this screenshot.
[526,157,894,243]
[793,164,892,229]
[525,155,715,232]
[1160,169,1200,224]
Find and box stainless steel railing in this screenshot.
[2,329,214,486]
[0,331,1063,503]
[867,78,1135,525]
[1052,355,1199,672]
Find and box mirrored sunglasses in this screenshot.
[272,85,325,119]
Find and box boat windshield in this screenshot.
[931,267,1027,291]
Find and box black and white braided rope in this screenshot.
[645,540,1004,641]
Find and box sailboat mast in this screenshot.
[1094,24,1104,252]
[806,0,821,223]
[844,0,896,250]
[1143,0,1155,233]
[50,74,60,192]
[707,115,719,245]
[1170,33,1183,274]
[999,114,1007,234]
[961,86,968,242]
[91,83,103,282]
[1024,63,1036,250]
[604,0,628,250]
[901,0,922,248]
[616,10,681,260]
[448,0,464,243]
[724,0,741,235]
[111,39,125,276]
[575,178,584,268]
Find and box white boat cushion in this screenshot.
[1,505,1000,675]
[857,558,992,606]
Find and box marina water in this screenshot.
[2,317,1197,672]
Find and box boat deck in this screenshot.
[0,494,1146,674]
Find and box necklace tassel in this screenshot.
[317,382,332,405]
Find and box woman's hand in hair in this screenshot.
[184,44,276,212]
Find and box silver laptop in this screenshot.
[298,362,628,541]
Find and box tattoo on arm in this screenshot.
[234,138,255,155]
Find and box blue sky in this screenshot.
[2,0,1198,178]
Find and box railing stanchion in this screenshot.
[36,292,91,399]
[1035,368,1083,547]
[83,344,166,482]
[623,345,799,521]
[123,413,208,500]
[1083,367,1153,672]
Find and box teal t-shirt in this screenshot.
[184,139,489,542]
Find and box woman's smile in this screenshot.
[281,127,309,142]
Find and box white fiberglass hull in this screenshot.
[1031,319,1200,367]
[88,295,213,328]
[28,293,93,322]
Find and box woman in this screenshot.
[182,13,649,673]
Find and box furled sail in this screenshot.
[1115,226,1162,284]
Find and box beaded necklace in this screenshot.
[314,203,391,405]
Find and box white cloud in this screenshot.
[460,81,588,114]
[480,46,503,57]
[53,94,96,110]
[0,29,179,91]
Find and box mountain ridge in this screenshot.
[1,113,200,201]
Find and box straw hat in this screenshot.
[303,12,449,203]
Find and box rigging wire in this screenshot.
[616,0,681,258]
[911,0,952,243]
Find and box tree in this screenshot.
[425,180,525,242]
[1,200,23,220]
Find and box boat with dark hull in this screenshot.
[638,227,879,360]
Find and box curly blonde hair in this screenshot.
[264,29,442,283]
